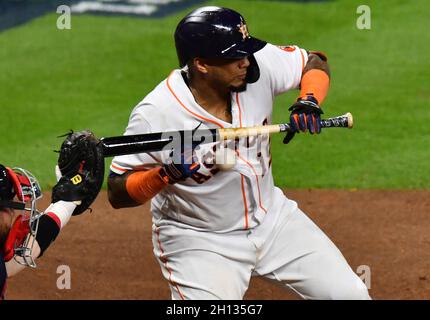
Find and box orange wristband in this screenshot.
[125,167,169,204]
[299,69,330,104]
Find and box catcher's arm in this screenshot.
[6,201,77,276]
[52,130,105,215]
[5,239,40,277]
[5,248,40,277]
[7,130,104,275]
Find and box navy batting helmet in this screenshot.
[174,6,266,83]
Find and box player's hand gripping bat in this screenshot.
[100,113,353,157]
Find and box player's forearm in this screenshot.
[299,53,330,104]
[6,201,76,277]
[108,168,168,208]
[108,172,141,208]
[5,237,40,277]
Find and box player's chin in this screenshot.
[229,80,247,93]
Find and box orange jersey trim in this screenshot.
[111,163,129,172]
[237,93,250,227]
[166,71,224,129]
[300,49,305,72]
[240,174,249,229]
[235,93,267,214]
[155,227,186,300]
[235,152,267,214]
[237,94,254,226]
[236,93,243,128]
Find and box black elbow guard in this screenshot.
[35,215,60,257]
[309,50,328,62]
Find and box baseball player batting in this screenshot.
[108,6,371,300]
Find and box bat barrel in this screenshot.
[100,128,219,157]
[101,137,173,157]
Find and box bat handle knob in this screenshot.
[346,112,354,129]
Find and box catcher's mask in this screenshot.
[0,165,42,268]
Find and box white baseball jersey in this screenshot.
[111,43,308,233]
[110,43,371,300]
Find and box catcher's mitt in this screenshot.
[52,130,105,215]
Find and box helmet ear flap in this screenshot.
[174,28,190,67]
[245,54,260,84]
[5,167,22,201]
[4,168,41,204]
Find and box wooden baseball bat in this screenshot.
[100,113,353,157]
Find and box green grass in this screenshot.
[0,0,429,189]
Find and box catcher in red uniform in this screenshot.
[0,130,104,299]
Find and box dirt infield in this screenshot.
[6,189,430,300]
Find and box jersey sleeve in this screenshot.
[255,43,309,96]
[110,104,162,175]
